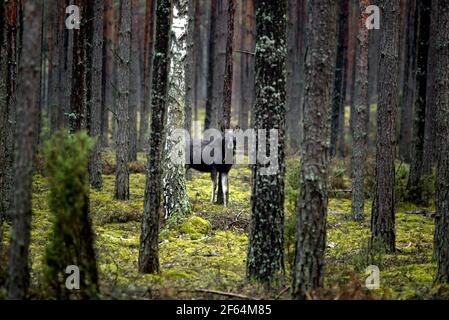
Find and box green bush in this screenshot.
[44,131,99,299]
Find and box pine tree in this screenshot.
[7,0,42,299]
[115,0,131,201]
[433,0,449,284]
[371,0,401,253]
[247,0,286,285]
[292,0,337,299]
[139,0,173,274]
[351,0,370,221]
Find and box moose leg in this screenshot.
[221,172,229,207]
[210,169,217,204]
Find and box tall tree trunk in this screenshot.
[115,0,131,201]
[0,0,18,255]
[139,0,173,274]
[88,0,104,190]
[237,0,254,131]
[398,0,417,163]
[60,0,74,131]
[351,0,369,221]
[247,0,286,285]
[216,0,235,206]
[406,0,431,204]
[163,25,190,220]
[422,0,438,175]
[70,0,88,132]
[139,0,156,150]
[101,0,114,148]
[330,0,349,158]
[292,0,337,299]
[48,1,64,133]
[129,0,141,162]
[434,0,449,284]
[184,0,195,133]
[204,0,228,131]
[371,0,400,254]
[7,0,42,299]
[367,0,380,104]
[286,0,306,155]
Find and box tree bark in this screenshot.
[247,0,286,285]
[292,0,337,299]
[330,0,349,158]
[7,0,42,299]
[139,0,173,274]
[70,0,88,132]
[139,0,156,151]
[422,0,438,174]
[0,0,18,255]
[406,0,431,204]
[434,0,449,284]
[101,0,114,148]
[87,0,104,190]
[129,0,141,162]
[370,0,400,254]
[351,0,369,221]
[184,0,195,134]
[398,0,417,163]
[286,0,306,155]
[238,0,255,131]
[115,0,131,201]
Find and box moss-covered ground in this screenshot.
[2,148,448,300]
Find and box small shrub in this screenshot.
[44,131,99,299]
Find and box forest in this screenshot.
[0,0,449,302]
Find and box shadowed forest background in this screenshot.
[1,0,449,300]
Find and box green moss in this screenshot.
[177,216,212,240]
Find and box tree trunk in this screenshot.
[139,0,156,151]
[367,0,380,104]
[184,0,195,134]
[351,0,369,221]
[0,0,18,255]
[422,0,438,175]
[48,1,64,133]
[398,0,417,163]
[286,0,306,155]
[115,0,131,201]
[163,26,190,220]
[101,0,114,148]
[7,0,42,299]
[70,0,88,132]
[371,0,400,254]
[406,0,431,204]
[247,0,286,285]
[129,0,141,162]
[292,0,337,299]
[87,0,104,190]
[237,0,254,131]
[139,0,173,274]
[434,0,449,284]
[330,0,349,158]
[204,0,228,131]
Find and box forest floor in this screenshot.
[3,148,449,300]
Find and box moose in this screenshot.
[185,129,237,207]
